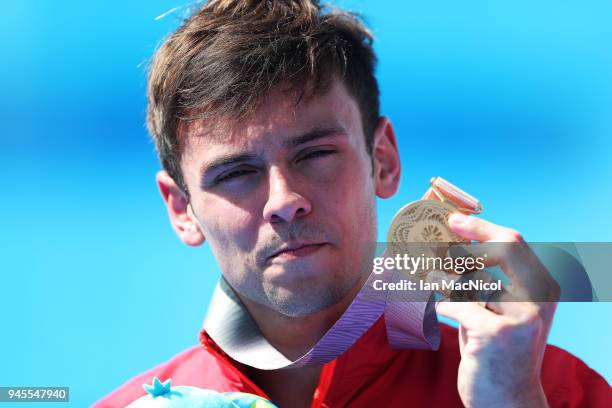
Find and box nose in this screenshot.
[263,167,312,223]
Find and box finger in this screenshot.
[435,299,498,329]
[448,213,520,243]
[448,215,557,299]
[448,242,519,286]
[483,242,558,300]
[447,214,559,306]
[448,243,497,269]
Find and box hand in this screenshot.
[435,213,560,408]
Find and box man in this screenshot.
[95,1,610,406]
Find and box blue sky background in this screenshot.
[1,1,611,406]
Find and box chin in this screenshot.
[262,265,361,317]
[265,289,344,317]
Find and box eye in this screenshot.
[215,168,256,183]
[297,149,336,162]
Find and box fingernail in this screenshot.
[448,212,469,226]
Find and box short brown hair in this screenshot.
[147,0,379,193]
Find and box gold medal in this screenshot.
[388,176,483,245]
[388,199,465,244]
[386,177,484,287]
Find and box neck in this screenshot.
[237,274,367,360]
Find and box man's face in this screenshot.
[169,79,398,317]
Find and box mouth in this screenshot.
[267,242,328,261]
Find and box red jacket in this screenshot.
[94,317,610,407]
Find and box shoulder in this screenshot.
[541,343,611,406]
[92,345,241,408]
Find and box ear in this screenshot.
[156,171,205,246]
[372,117,401,198]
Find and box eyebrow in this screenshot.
[281,127,346,149]
[200,153,259,180]
[200,126,346,179]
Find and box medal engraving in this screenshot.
[387,200,466,245]
[386,178,483,291]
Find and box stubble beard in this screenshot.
[260,265,363,317]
